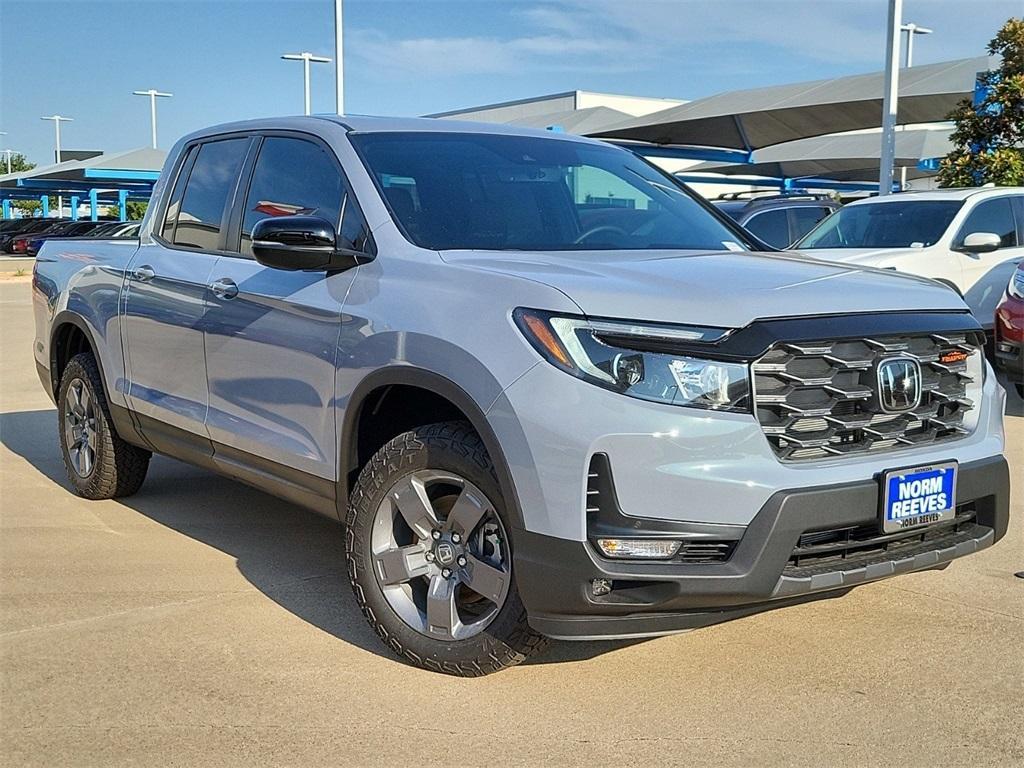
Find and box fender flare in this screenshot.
[338,366,526,530]
[48,311,106,397]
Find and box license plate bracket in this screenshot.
[880,461,958,534]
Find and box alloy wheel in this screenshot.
[64,377,97,477]
[370,469,511,641]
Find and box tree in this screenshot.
[103,200,149,221]
[3,153,53,216]
[938,17,1024,187]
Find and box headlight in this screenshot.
[514,309,751,412]
[1009,269,1024,299]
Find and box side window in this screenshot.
[160,145,197,242]
[240,137,345,255]
[958,198,1018,248]
[744,209,790,248]
[789,206,834,243]
[173,138,249,251]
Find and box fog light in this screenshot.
[596,538,682,559]
[591,578,613,596]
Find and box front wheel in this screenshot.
[345,421,548,676]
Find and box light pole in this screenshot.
[41,115,73,215]
[878,0,902,196]
[133,89,173,148]
[281,51,332,115]
[899,22,933,68]
[896,22,932,190]
[1,149,16,175]
[335,0,344,115]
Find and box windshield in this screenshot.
[351,132,747,252]
[796,200,963,249]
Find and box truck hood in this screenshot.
[440,249,965,327]
[791,247,925,266]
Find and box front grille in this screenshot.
[753,332,980,461]
[784,503,983,578]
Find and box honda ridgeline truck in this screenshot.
[33,117,1010,676]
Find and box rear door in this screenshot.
[202,133,373,486]
[953,196,1024,324]
[122,136,251,453]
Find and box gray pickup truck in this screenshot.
[33,116,1010,676]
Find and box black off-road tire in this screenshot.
[345,421,549,676]
[57,352,151,499]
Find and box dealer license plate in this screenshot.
[880,461,958,534]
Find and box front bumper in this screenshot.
[515,455,1010,640]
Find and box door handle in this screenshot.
[132,265,156,282]
[210,277,239,300]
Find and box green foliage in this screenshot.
[938,18,1024,187]
[103,200,149,221]
[5,152,35,174]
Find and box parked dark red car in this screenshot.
[994,264,1024,397]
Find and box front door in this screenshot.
[122,136,251,453]
[954,196,1024,323]
[202,135,373,485]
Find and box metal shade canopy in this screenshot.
[593,57,990,151]
[0,148,166,191]
[690,127,953,182]
[501,106,634,135]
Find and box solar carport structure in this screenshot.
[686,126,953,184]
[598,56,987,189]
[593,57,989,155]
[0,148,165,220]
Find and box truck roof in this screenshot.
[181,114,606,145]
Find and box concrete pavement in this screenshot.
[1,276,1022,767]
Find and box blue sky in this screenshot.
[1,0,1021,166]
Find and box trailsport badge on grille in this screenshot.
[875,357,922,413]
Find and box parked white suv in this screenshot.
[793,188,1024,329]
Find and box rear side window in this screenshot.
[173,138,248,251]
[958,198,1018,248]
[240,137,346,255]
[744,209,790,248]
[789,206,834,243]
[161,146,196,242]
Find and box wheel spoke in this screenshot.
[80,387,92,418]
[391,474,439,540]
[68,382,82,415]
[445,486,488,539]
[462,555,508,604]
[426,574,460,639]
[77,445,91,476]
[374,544,430,586]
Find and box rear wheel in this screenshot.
[345,421,548,676]
[57,352,151,499]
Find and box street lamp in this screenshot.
[132,89,173,148]
[281,51,332,116]
[40,115,73,164]
[878,0,902,196]
[899,22,933,68]
[335,0,345,115]
[41,115,73,216]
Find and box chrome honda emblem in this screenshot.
[876,357,922,413]
[435,542,456,566]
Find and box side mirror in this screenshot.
[959,231,1001,254]
[251,215,370,271]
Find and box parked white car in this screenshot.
[793,188,1024,330]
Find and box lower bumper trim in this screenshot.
[516,454,1010,640]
